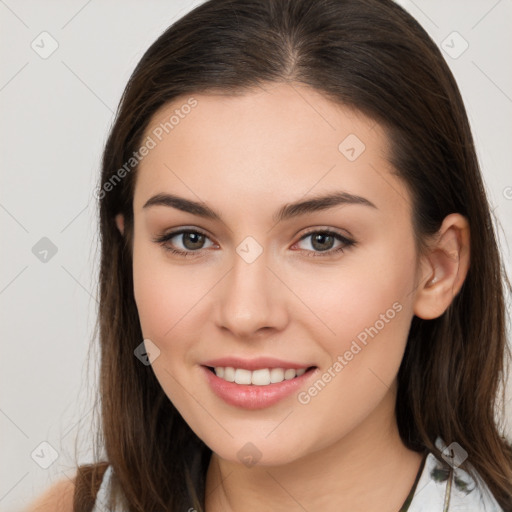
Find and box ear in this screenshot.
[115,213,125,236]
[413,213,470,320]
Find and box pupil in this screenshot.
[312,234,333,251]
[184,233,204,249]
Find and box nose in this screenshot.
[214,245,289,339]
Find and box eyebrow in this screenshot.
[142,191,377,223]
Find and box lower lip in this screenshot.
[201,366,317,410]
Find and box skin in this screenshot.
[115,82,470,512]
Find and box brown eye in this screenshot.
[310,233,336,251]
[295,230,355,257]
[153,229,215,256]
[180,232,206,250]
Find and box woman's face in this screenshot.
[128,82,426,466]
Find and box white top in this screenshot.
[92,464,114,511]
[92,438,504,511]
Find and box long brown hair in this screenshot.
[73,0,512,509]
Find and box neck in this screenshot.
[204,384,424,512]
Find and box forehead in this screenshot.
[133,82,410,220]
[141,83,378,159]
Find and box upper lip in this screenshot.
[202,357,315,371]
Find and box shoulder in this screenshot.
[407,437,504,511]
[25,462,111,512]
[24,475,75,512]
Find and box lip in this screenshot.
[201,356,314,371]
[200,364,318,410]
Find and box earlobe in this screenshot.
[413,213,470,320]
[115,213,125,236]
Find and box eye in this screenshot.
[153,228,356,258]
[153,229,215,257]
[293,229,355,257]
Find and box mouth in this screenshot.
[201,364,319,409]
[204,365,317,386]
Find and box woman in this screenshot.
[29,0,512,510]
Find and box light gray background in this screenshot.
[1,1,511,510]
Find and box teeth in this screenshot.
[223,367,235,382]
[284,368,296,380]
[213,366,308,386]
[235,368,252,385]
[252,368,271,385]
[270,368,284,383]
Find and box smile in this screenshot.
[201,365,318,409]
[210,366,309,385]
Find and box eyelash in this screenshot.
[153,228,356,259]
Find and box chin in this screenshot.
[209,438,309,468]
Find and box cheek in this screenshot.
[288,242,417,421]
[132,240,200,341]
[132,241,221,376]
[287,252,415,443]
[132,244,217,438]
[292,241,416,347]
